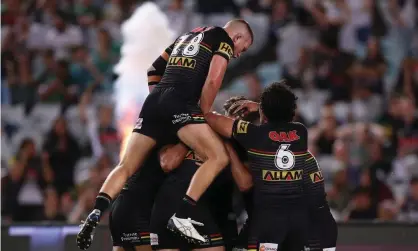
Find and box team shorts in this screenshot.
[133,87,206,142]
[233,219,250,250]
[109,190,153,247]
[306,207,338,251]
[247,209,308,251]
[150,177,224,250]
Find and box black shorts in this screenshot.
[109,190,153,247]
[234,219,250,250]
[247,209,308,251]
[150,177,224,250]
[306,207,338,250]
[133,87,205,142]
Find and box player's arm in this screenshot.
[204,112,235,138]
[200,33,234,114]
[147,43,174,92]
[205,112,256,149]
[200,55,228,114]
[158,143,189,173]
[303,152,327,209]
[225,142,253,191]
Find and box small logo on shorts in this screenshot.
[121,232,140,242]
[172,113,192,124]
[259,243,278,251]
[134,118,143,129]
[150,233,159,246]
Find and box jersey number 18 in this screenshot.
[171,33,204,57]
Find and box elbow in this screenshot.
[237,175,253,192]
[238,179,253,192]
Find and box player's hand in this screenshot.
[232,100,260,115]
[76,209,101,250]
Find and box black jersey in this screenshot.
[303,152,327,209]
[231,120,310,209]
[158,26,234,103]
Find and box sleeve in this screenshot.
[231,119,257,149]
[211,27,234,62]
[303,152,327,209]
[147,43,175,86]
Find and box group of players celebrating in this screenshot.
[76,19,338,251]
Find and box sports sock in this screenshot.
[176,195,197,218]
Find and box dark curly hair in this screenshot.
[260,80,297,123]
[223,96,248,116]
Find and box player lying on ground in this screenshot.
[202,81,312,251]
[77,20,253,250]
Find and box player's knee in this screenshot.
[212,148,229,169]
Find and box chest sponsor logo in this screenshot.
[262,170,302,181]
[269,130,300,142]
[237,120,249,134]
[259,243,278,251]
[168,56,196,69]
[309,171,324,183]
[218,42,233,58]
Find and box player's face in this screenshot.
[232,33,252,58]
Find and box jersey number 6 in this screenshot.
[171,33,204,57]
[275,144,295,170]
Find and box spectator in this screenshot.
[43,116,81,195]
[102,0,123,24]
[397,97,418,157]
[310,104,338,155]
[378,199,398,221]
[93,104,121,163]
[42,186,66,222]
[399,177,418,222]
[327,165,351,213]
[165,0,190,37]
[89,154,113,189]
[350,37,387,95]
[397,58,418,102]
[271,0,311,89]
[70,45,104,96]
[348,187,377,220]
[359,169,394,204]
[90,28,120,92]
[2,138,53,222]
[68,186,97,224]
[242,0,273,14]
[244,73,262,101]
[45,10,83,59]
[378,94,403,157]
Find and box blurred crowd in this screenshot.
[1,0,418,225]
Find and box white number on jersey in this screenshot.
[171,33,204,57]
[274,144,295,170]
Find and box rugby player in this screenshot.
[149,97,256,251]
[77,20,253,250]
[207,82,338,251]
[107,148,166,251]
[204,81,311,251]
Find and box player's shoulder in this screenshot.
[289,122,308,134]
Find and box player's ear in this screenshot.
[233,33,242,43]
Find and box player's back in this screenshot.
[158,26,234,103]
[234,120,309,209]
